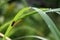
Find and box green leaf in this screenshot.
[3,7,30,40]
[31,7,60,40]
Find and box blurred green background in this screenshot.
[0,0,60,40]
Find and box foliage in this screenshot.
[0,0,60,40]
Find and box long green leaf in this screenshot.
[31,7,60,40]
[3,7,30,40]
